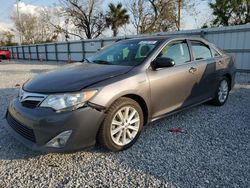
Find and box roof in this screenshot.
[122,35,207,42]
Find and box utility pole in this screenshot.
[16,0,22,44]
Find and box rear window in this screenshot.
[191,41,212,60]
[211,47,221,57]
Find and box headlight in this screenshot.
[40,90,97,112]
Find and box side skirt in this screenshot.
[150,97,213,123]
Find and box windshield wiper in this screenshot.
[93,60,110,65]
[83,58,92,63]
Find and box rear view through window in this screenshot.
[191,41,212,60]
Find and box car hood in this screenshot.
[23,62,133,93]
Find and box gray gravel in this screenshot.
[0,60,249,188]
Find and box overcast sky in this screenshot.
[0,0,213,37]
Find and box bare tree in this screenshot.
[42,8,84,40]
[10,9,62,44]
[11,12,37,44]
[36,9,62,42]
[127,0,145,34]
[127,0,177,34]
[177,0,208,29]
[60,0,107,39]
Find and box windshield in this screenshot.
[87,39,163,66]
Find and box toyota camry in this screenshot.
[4,36,236,152]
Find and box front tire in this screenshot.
[210,77,229,106]
[98,97,144,151]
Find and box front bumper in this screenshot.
[4,98,105,152]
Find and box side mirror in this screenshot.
[151,57,175,70]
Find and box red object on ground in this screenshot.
[168,127,186,133]
[0,49,11,60]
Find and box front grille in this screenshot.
[21,100,40,108]
[6,113,36,143]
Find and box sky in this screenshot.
[0,0,213,39]
[0,0,59,30]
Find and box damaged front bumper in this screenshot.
[4,98,106,152]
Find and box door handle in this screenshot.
[189,67,197,73]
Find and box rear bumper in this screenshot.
[4,98,105,153]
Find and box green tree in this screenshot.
[210,0,250,26]
[106,3,130,37]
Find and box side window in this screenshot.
[191,41,212,60]
[159,41,190,65]
[211,47,220,57]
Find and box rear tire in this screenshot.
[210,77,229,106]
[98,97,144,151]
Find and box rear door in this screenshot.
[188,40,217,101]
[147,40,199,118]
[211,46,229,76]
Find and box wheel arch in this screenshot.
[121,94,149,126]
[223,73,232,90]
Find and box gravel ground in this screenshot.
[0,60,249,188]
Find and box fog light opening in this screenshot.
[46,130,72,148]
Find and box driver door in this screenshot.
[147,40,199,118]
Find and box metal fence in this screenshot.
[1,24,250,71]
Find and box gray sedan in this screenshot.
[5,36,236,152]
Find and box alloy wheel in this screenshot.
[218,80,229,103]
[110,106,140,146]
